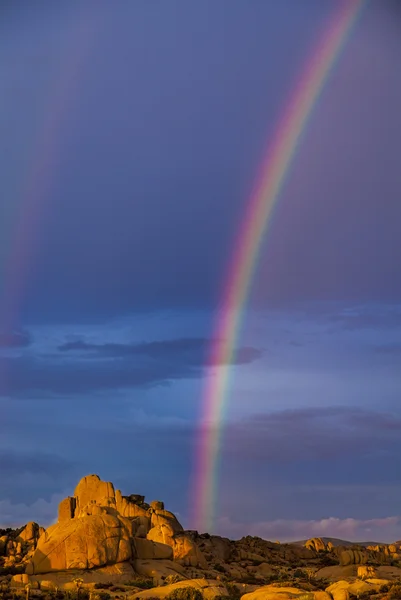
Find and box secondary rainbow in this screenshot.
[192,0,367,533]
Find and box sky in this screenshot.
[0,0,401,543]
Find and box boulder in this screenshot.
[132,578,228,600]
[74,474,115,514]
[357,566,377,580]
[132,559,186,584]
[58,497,76,522]
[339,550,368,566]
[26,513,133,574]
[133,538,173,560]
[305,538,327,553]
[241,585,313,600]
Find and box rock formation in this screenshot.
[2,473,401,598]
[26,474,205,575]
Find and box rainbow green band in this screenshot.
[192,0,367,533]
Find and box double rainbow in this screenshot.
[193,0,367,533]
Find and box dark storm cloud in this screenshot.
[223,407,401,464]
[57,337,262,365]
[0,339,261,397]
[0,449,74,478]
[2,404,401,526]
[0,449,77,506]
[0,330,32,347]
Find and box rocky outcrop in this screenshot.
[132,578,228,600]
[305,538,327,552]
[338,549,369,566]
[0,522,44,568]
[357,565,377,579]
[25,474,206,575]
[26,513,133,574]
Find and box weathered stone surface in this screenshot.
[242,585,314,600]
[357,566,377,580]
[58,497,76,522]
[26,513,133,574]
[324,583,350,600]
[172,533,208,568]
[150,510,184,533]
[116,489,149,519]
[150,501,165,511]
[133,537,173,560]
[74,474,116,516]
[305,538,327,552]
[339,549,368,566]
[133,559,186,584]
[132,578,228,600]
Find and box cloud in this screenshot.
[215,515,401,543]
[222,406,401,463]
[0,337,261,398]
[0,449,77,506]
[328,306,401,331]
[0,493,66,528]
[57,337,262,365]
[0,330,32,348]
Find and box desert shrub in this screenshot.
[318,555,338,567]
[237,575,260,585]
[164,575,182,585]
[165,587,203,600]
[388,584,401,600]
[124,578,154,590]
[293,569,308,580]
[311,578,330,591]
[65,591,90,600]
[92,593,111,600]
[225,582,241,600]
[264,573,280,584]
[213,565,225,573]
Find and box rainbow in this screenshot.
[192,0,367,533]
[0,9,100,334]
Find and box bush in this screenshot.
[237,576,260,585]
[124,578,154,590]
[165,587,203,600]
[92,593,111,600]
[213,565,226,573]
[293,569,308,580]
[388,584,401,600]
[225,582,241,600]
[164,576,182,586]
[318,555,338,567]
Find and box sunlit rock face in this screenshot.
[26,473,206,574]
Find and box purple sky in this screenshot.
[0,0,401,543]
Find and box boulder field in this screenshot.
[1,475,401,598]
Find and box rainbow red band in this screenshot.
[192,0,366,533]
